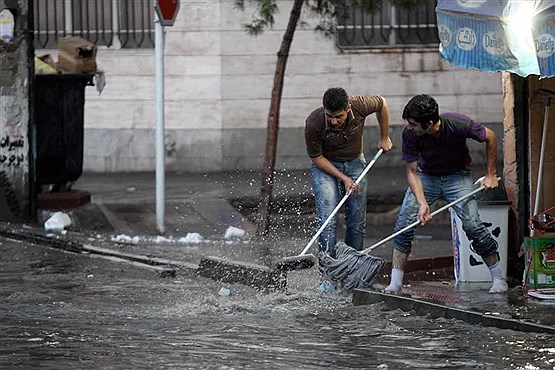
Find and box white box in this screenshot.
[451,204,509,282]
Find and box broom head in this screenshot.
[273,254,316,271]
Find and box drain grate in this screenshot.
[405,289,466,304]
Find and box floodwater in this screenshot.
[1,238,554,370]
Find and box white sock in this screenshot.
[384,268,404,293]
[488,262,508,293]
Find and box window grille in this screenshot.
[33,0,154,49]
[336,0,439,49]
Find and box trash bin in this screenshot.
[450,185,510,282]
[34,74,93,190]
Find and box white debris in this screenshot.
[224,226,246,240]
[44,212,72,232]
[111,234,140,245]
[154,235,173,243]
[178,232,204,244]
[218,287,232,297]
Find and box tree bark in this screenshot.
[257,0,304,236]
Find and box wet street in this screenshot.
[1,238,554,369]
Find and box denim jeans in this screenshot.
[392,171,498,258]
[311,155,368,259]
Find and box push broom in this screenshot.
[196,149,383,292]
[320,176,496,291]
[273,149,384,271]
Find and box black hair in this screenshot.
[402,94,439,130]
[323,87,349,112]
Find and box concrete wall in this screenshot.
[39,0,504,173]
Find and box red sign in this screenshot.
[155,0,180,27]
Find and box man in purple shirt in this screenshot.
[384,94,508,294]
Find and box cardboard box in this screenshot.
[57,36,97,74]
[58,36,97,59]
[523,237,555,289]
[58,50,97,73]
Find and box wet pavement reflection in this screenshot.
[1,238,554,369]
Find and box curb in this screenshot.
[0,226,178,278]
[0,226,287,292]
[352,288,555,335]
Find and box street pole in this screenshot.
[154,3,165,234]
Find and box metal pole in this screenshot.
[154,2,165,234]
[531,89,554,237]
[64,0,72,35]
[389,4,397,46]
[111,0,121,49]
[533,100,550,217]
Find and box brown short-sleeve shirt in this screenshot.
[304,95,384,162]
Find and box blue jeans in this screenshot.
[311,155,368,258]
[393,171,498,258]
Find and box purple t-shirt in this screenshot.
[402,113,486,175]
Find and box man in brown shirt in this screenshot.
[305,87,393,293]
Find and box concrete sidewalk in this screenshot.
[2,167,554,334]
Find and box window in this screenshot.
[335,0,439,49]
[34,0,154,49]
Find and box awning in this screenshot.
[436,0,555,78]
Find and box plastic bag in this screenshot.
[44,212,72,232]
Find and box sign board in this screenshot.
[436,0,555,78]
[155,0,180,27]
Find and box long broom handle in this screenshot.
[532,91,552,237]
[298,149,384,256]
[363,176,497,254]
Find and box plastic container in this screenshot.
[523,237,555,289]
[34,74,93,187]
[451,203,510,282]
[0,9,15,42]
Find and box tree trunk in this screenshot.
[257,0,304,236]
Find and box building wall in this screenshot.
[45,0,505,173]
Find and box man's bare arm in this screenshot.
[406,161,431,224]
[376,96,393,152]
[482,127,499,189]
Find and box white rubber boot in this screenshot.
[489,279,508,293]
[488,262,508,293]
[384,268,404,293]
